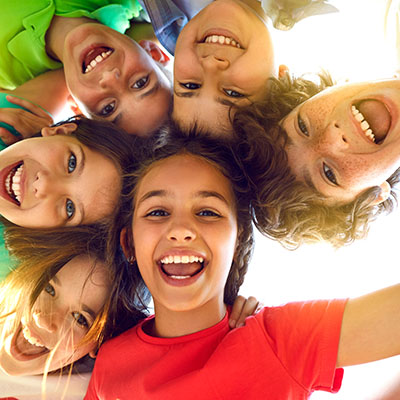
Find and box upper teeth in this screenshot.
[352,105,375,143]
[22,325,45,348]
[84,50,112,74]
[160,255,204,264]
[6,163,23,203]
[204,35,242,48]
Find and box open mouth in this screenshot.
[82,46,114,74]
[10,323,49,361]
[5,162,23,205]
[351,99,392,144]
[203,34,242,49]
[159,255,205,280]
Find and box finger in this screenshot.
[235,296,259,328]
[229,295,246,329]
[5,96,53,123]
[0,127,21,145]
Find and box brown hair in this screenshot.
[112,122,254,305]
[233,73,400,248]
[0,221,148,373]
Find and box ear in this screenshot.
[371,181,391,205]
[67,95,82,115]
[120,227,134,260]
[139,39,170,66]
[41,122,78,137]
[89,350,97,359]
[278,64,289,78]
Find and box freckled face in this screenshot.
[0,255,111,376]
[63,23,172,137]
[282,79,400,204]
[0,135,120,227]
[173,0,275,132]
[132,154,238,313]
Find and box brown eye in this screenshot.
[297,114,309,137]
[323,163,338,185]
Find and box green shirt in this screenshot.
[0,0,143,89]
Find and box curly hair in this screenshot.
[233,72,400,248]
[113,121,254,305]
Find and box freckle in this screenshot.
[335,123,339,128]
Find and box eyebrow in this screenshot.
[138,189,229,205]
[82,304,97,321]
[174,89,196,98]
[303,168,317,192]
[52,275,61,286]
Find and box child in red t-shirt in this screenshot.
[85,127,400,399]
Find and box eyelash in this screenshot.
[100,101,116,117]
[197,209,221,217]
[323,163,338,185]
[224,89,244,98]
[297,114,309,137]
[145,209,169,217]
[72,312,89,328]
[180,82,201,90]
[44,283,55,297]
[132,75,149,89]
[66,199,75,219]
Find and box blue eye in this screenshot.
[44,283,55,297]
[180,82,201,90]
[297,114,309,137]
[198,209,221,217]
[224,89,244,98]
[66,199,75,219]
[132,76,149,89]
[72,312,89,328]
[68,153,76,173]
[323,163,338,185]
[100,101,116,116]
[146,209,169,217]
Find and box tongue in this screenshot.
[162,262,203,277]
[84,46,110,69]
[15,329,47,356]
[358,99,391,143]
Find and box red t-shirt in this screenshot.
[85,299,347,400]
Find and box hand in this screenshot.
[0,96,53,145]
[229,295,263,329]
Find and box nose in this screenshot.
[314,123,349,154]
[167,217,197,242]
[99,67,121,88]
[200,54,230,71]
[32,170,62,199]
[33,311,59,333]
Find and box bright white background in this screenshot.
[240,1,400,399]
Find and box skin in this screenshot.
[48,19,172,137]
[124,154,238,338]
[0,255,111,376]
[0,123,121,228]
[120,152,400,370]
[172,0,275,132]
[282,79,400,205]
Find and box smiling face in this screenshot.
[131,154,238,322]
[0,134,120,228]
[282,79,400,205]
[0,255,111,376]
[173,0,275,132]
[62,23,172,137]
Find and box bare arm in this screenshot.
[0,68,70,117]
[337,284,400,367]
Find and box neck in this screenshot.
[45,16,93,62]
[151,297,227,338]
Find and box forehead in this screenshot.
[137,154,234,201]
